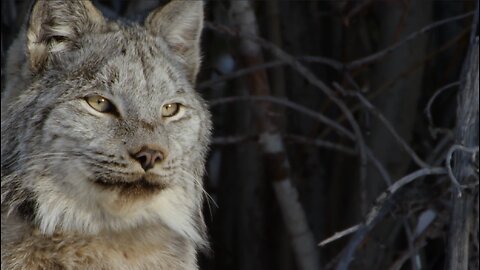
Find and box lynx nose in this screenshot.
[132,146,165,171]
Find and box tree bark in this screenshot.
[446,38,479,270]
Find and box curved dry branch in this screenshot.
[335,167,447,270]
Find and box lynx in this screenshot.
[1,0,211,269]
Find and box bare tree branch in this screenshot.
[346,11,475,69]
[199,60,285,90]
[211,134,257,145]
[334,80,429,168]
[284,134,356,155]
[320,25,471,140]
[212,133,356,155]
[318,224,361,247]
[424,81,461,138]
[342,0,374,26]
[387,240,427,270]
[198,55,342,90]
[365,147,393,185]
[336,167,447,270]
[210,96,355,141]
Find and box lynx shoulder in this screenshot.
[1,0,211,269]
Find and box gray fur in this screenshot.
[1,0,211,269]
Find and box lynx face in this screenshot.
[1,0,210,246]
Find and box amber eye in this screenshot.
[85,95,116,113]
[161,103,181,117]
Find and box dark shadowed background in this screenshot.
[2,1,478,270]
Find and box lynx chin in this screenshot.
[1,0,211,269]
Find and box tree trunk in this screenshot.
[229,1,321,270]
[446,39,479,270]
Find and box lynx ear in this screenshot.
[145,0,204,83]
[27,0,106,72]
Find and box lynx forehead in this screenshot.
[1,0,211,269]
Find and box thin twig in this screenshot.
[343,0,374,26]
[342,72,420,269]
[427,132,454,166]
[388,240,427,270]
[212,133,357,155]
[198,55,343,90]
[402,220,420,270]
[445,144,479,197]
[365,147,393,185]
[424,81,461,138]
[213,132,393,186]
[212,134,257,145]
[335,80,429,169]
[199,60,285,89]
[318,224,361,247]
[321,25,470,139]
[346,11,475,69]
[298,55,343,70]
[284,134,356,155]
[210,96,355,141]
[377,27,469,99]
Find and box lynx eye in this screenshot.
[161,103,181,118]
[85,95,116,113]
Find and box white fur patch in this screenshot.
[149,187,202,243]
[33,165,201,245]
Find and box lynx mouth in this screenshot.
[93,176,167,197]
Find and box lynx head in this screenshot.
[1,0,211,247]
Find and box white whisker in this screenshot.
[179,169,218,211]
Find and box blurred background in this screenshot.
[2,1,478,270]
